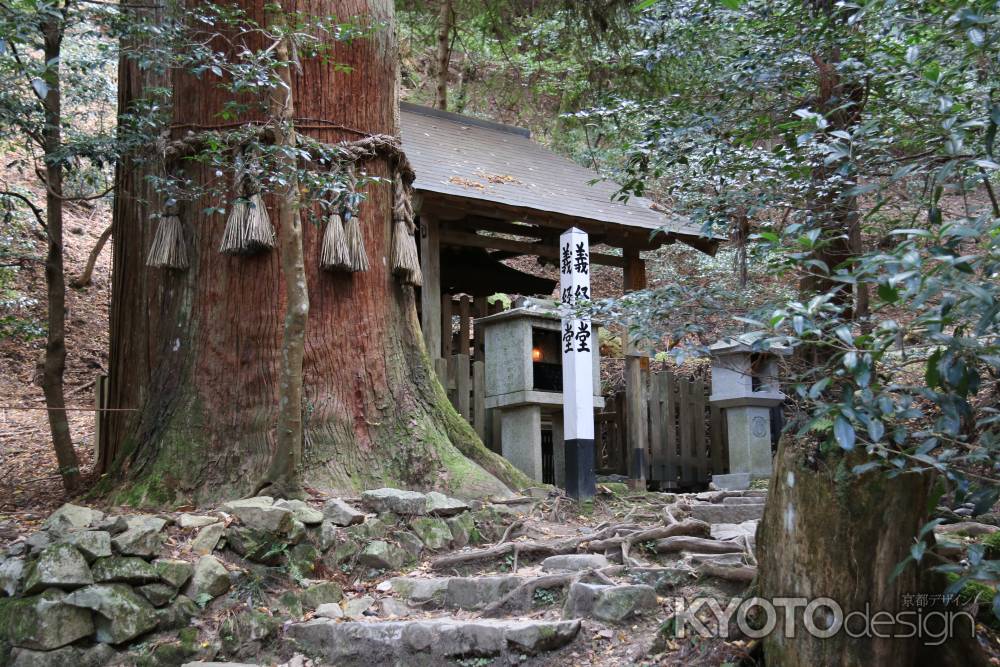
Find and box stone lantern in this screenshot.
[708,333,789,489]
[477,297,604,485]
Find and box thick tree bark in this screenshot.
[758,439,933,665]
[40,16,81,493]
[102,0,528,505]
[434,0,453,110]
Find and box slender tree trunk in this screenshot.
[103,0,528,505]
[40,16,81,493]
[434,0,453,110]
[257,12,307,498]
[71,223,112,288]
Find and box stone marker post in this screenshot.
[559,228,596,500]
[708,334,789,489]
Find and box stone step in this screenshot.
[285,616,581,666]
[387,575,527,611]
[563,582,659,624]
[687,502,764,524]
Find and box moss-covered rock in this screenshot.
[154,595,198,632]
[358,541,405,571]
[287,543,320,579]
[22,544,93,594]
[220,610,280,658]
[446,512,476,549]
[152,559,194,589]
[300,581,344,610]
[137,582,178,607]
[92,556,159,584]
[0,589,94,650]
[64,583,159,644]
[409,517,452,551]
[225,527,287,565]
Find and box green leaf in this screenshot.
[834,416,855,451]
[719,0,743,8]
[877,283,899,304]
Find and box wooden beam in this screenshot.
[624,248,648,488]
[420,214,442,360]
[440,230,626,268]
[422,193,675,252]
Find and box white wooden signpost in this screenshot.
[559,227,596,500]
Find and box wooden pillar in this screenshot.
[624,248,649,489]
[420,214,442,359]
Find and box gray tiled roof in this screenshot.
[399,103,712,250]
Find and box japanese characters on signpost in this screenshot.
[560,227,596,500]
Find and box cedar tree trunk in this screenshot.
[102,0,527,504]
[434,0,452,110]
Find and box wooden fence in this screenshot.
[597,371,728,488]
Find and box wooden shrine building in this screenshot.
[400,102,718,486]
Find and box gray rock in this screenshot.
[0,589,94,650]
[285,617,581,664]
[316,521,340,551]
[221,498,293,534]
[219,610,280,658]
[23,544,93,594]
[425,492,469,517]
[722,496,766,506]
[323,498,366,526]
[358,541,405,570]
[190,523,225,555]
[153,559,194,589]
[24,533,51,557]
[184,556,230,601]
[628,566,696,593]
[225,526,285,564]
[315,602,344,619]
[711,520,758,544]
[287,518,307,544]
[137,582,177,607]
[112,517,166,558]
[275,499,324,525]
[91,556,159,584]
[4,542,27,558]
[541,554,609,572]
[342,596,375,618]
[445,576,522,610]
[43,504,104,532]
[288,543,320,578]
[92,516,129,535]
[563,582,658,623]
[379,598,411,618]
[393,531,424,558]
[389,577,449,605]
[9,644,115,667]
[445,512,475,549]
[361,488,427,516]
[64,583,158,644]
[0,557,25,596]
[299,582,343,610]
[685,552,746,567]
[62,531,112,563]
[409,517,452,550]
[125,515,169,532]
[155,595,199,632]
[177,514,219,529]
[687,503,764,524]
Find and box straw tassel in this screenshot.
[391,175,422,286]
[343,210,370,272]
[219,192,276,255]
[320,211,351,271]
[146,213,188,269]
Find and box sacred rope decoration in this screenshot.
[218,149,277,255]
[158,123,422,285]
[145,202,189,270]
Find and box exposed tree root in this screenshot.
[481,565,625,617]
[696,562,757,583]
[655,536,745,554]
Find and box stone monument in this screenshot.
[708,333,789,489]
